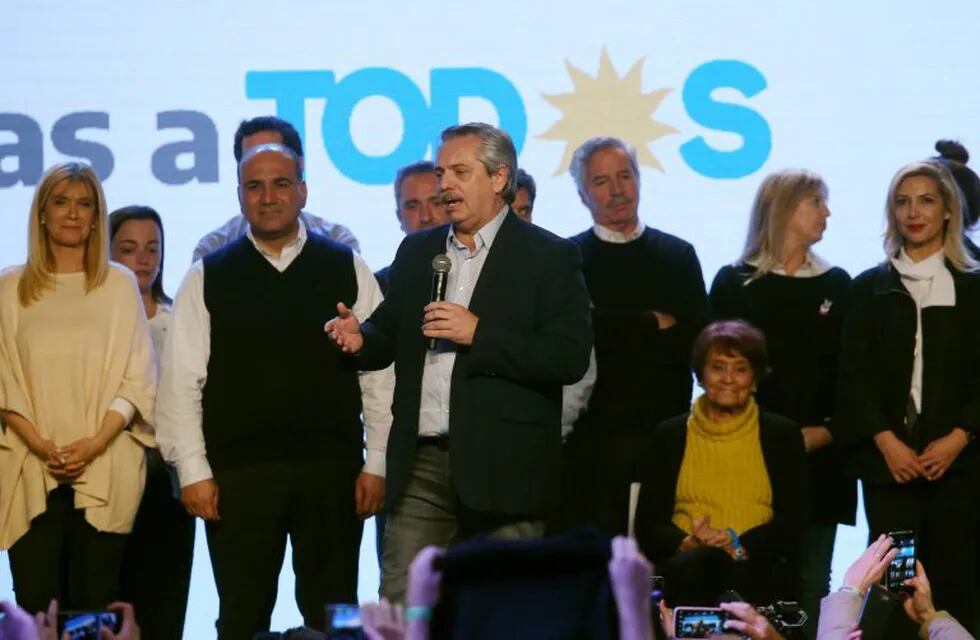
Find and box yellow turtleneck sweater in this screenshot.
[672,395,773,537]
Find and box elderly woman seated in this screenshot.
[635,320,808,605]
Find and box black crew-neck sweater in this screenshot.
[570,227,707,432]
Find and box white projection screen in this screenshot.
[2,1,979,636]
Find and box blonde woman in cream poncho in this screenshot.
[0,162,156,614]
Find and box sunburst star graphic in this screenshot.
[539,48,678,176]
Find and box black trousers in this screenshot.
[120,451,196,640]
[662,545,796,607]
[559,428,655,537]
[863,468,977,629]
[205,459,362,640]
[7,485,127,614]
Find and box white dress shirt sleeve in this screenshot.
[108,397,137,425]
[561,347,597,439]
[350,252,394,477]
[155,261,213,487]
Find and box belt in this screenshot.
[418,435,450,451]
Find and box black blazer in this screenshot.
[835,261,980,483]
[634,410,808,565]
[358,211,593,515]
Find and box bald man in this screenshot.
[157,143,394,640]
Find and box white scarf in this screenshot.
[889,248,955,412]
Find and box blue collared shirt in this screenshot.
[417,206,509,436]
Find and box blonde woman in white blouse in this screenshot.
[0,162,156,614]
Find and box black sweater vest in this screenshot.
[202,233,362,473]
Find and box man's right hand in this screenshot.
[874,431,925,483]
[651,311,676,330]
[324,302,364,354]
[181,478,220,520]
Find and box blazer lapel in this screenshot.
[467,211,517,318]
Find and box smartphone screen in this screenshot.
[650,575,665,604]
[325,603,362,640]
[674,607,727,638]
[885,530,916,592]
[58,611,121,640]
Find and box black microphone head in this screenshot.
[432,254,452,274]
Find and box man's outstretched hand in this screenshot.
[325,302,364,354]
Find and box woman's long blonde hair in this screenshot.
[18,162,109,306]
[739,169,828,281]
[883,160,977,273]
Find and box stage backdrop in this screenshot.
[2,0,979,636]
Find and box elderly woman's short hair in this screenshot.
[691,320,769,384]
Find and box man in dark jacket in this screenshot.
[326,122,593,602]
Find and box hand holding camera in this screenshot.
[900,561,937,626]
[842,533,899,595]
[720,601,786,640]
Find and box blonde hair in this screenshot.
[883,160,977,273]
[18,162,109,306]
[740,169,828,281]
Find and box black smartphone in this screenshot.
[58,611,122,640]
[325,603,362,640]
[650,575,665,604]
[885,530,916,593]
[673,606,727,638]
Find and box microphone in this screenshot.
[428,254,452,350]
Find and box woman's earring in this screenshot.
[40,217,46,225]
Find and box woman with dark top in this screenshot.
[836,159,980,628]
[111,206,194,640]
[932,140,980,259]
[709,169,853,635]
[635,320,808,606]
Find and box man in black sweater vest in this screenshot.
[563,136,707,537]
[157,143,393,640]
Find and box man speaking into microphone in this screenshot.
[326,122,592,601]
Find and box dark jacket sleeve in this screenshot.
[957,275,980,433]
[833,273,888,445]
[740,413,808,558]
[358,237,414,370]
[634,417,688,562]
[468,239,593,384]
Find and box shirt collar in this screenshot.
[447,206,509,254]
[745,250,832,278]
[592,219,646,244]
[246,217,307,258]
